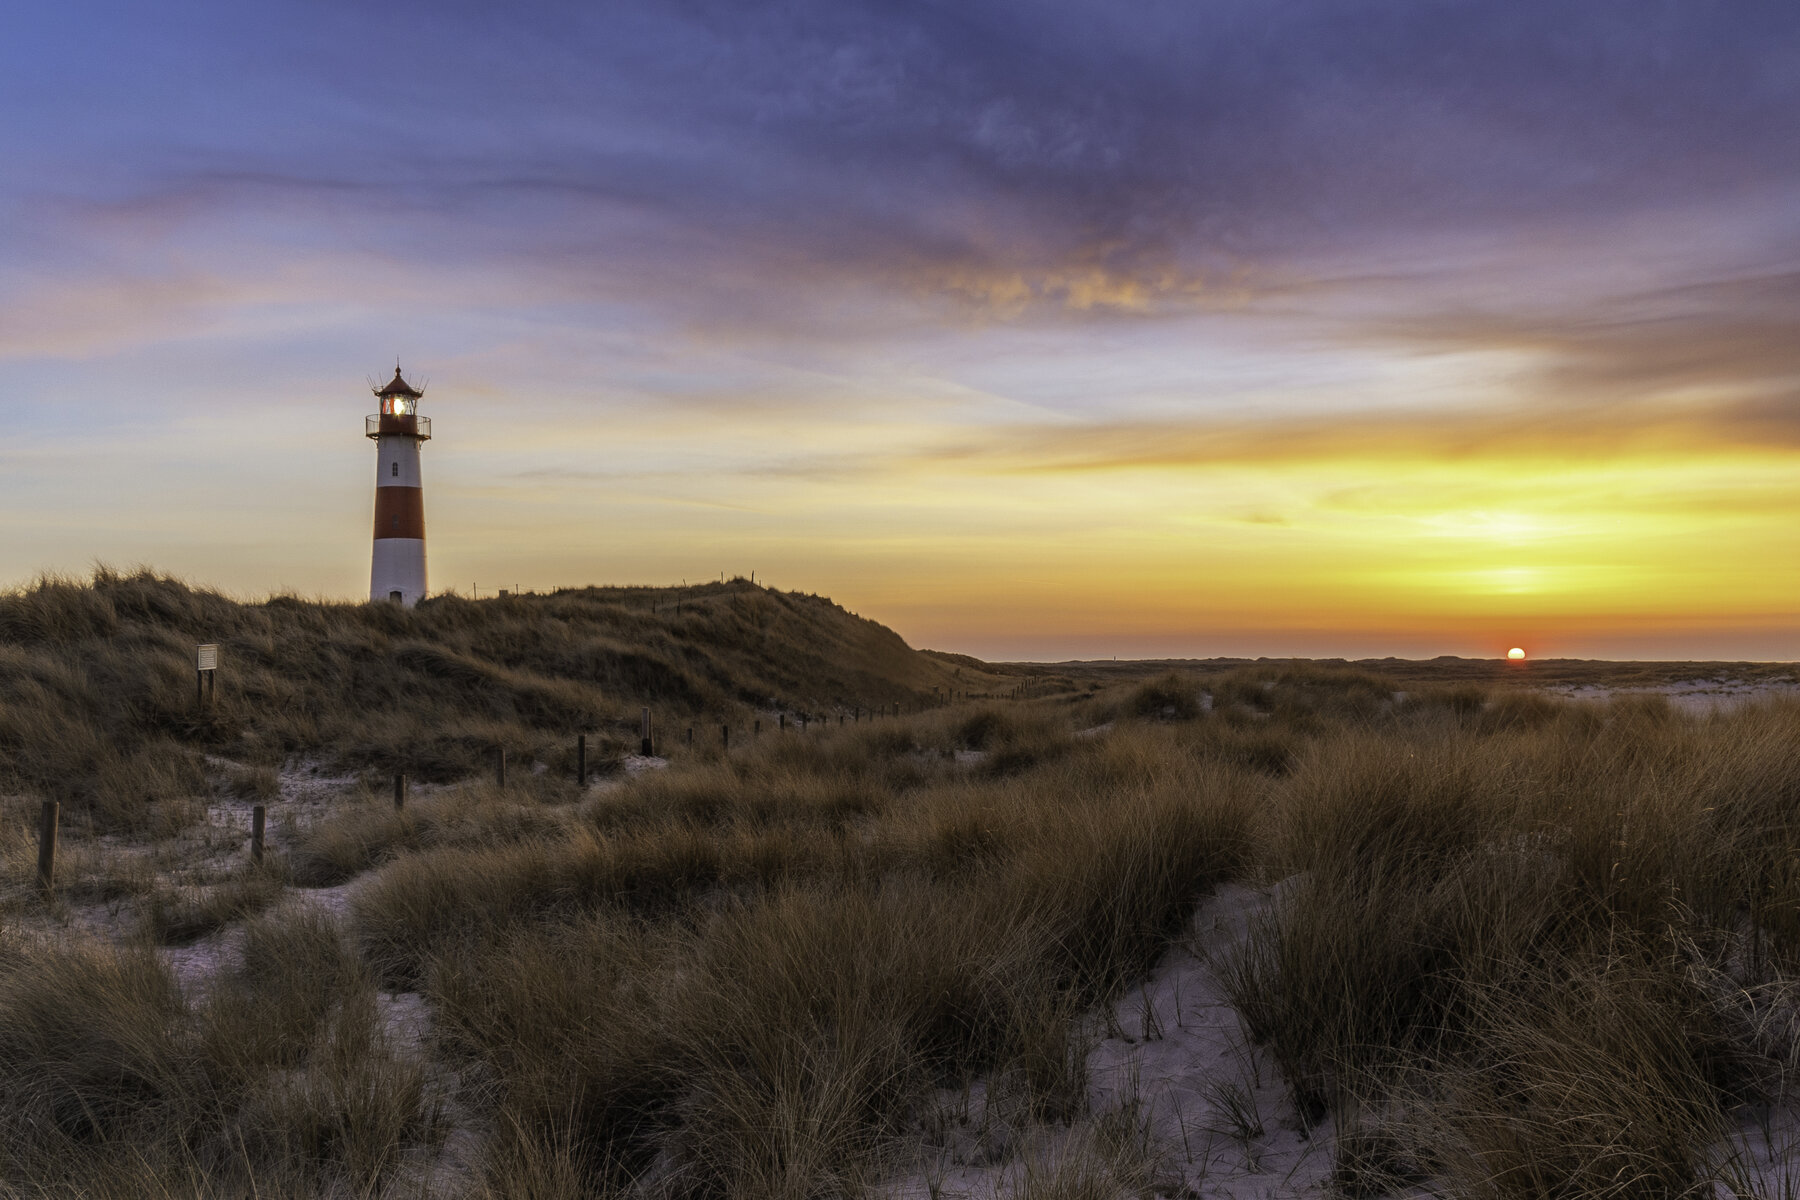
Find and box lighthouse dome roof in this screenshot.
[375,366,424,399]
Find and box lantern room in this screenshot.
[367,366,432,439]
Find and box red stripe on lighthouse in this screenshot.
[373,487,426,540]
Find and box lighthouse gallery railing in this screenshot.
[366,415,432,439]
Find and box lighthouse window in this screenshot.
[391,462,398,477]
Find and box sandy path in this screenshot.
[1083,881,1335,1197]
[883,881,1337,1200]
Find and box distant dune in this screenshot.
[0,568,1010,817]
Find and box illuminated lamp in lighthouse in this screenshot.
[367,365,432,606]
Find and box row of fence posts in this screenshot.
[931,688,1022,705]
[647,700,922,749]
[30,694,978,892]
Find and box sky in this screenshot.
[5,0,1800,660]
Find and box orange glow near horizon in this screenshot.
[7,388,1800,662]
[12,397,1799,661]
[393,413,1800,660]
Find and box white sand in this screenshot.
[1083,881,1337,1198]
[1544,679,1800,715]
[882,881,1337,1200]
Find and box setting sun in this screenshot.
[1507,647,1526,661]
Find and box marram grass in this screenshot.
[3,572,1800,1196]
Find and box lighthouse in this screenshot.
[367,365,431,605]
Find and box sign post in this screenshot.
[196,643,219,706]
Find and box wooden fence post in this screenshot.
[641,707,653,757]
[722,724,730,750]
[496,749,507,787]
[36,801,57,895]
[251,805,266,864]
[394,772,407,810]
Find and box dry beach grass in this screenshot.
[1,572,1800,1196]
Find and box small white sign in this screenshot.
[196,643,219,672]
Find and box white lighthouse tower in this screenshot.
[367,365,431,605]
